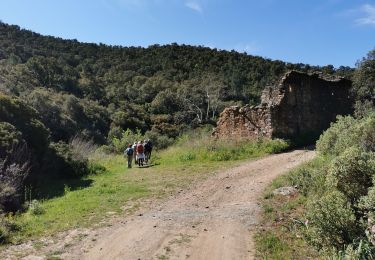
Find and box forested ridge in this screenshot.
[0,22,354,143]
[0,21,354,214]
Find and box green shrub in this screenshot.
[354,100,375,119]
[327,148,375,204]
[49,142,89,178]
[0,214,21,244]
[28,199,45,215]
[0,93,50,156]
[261,138,290,154]
[288,157,328,196]
[360,114,375,152]
[333,240,375,260]
[147,132,174,150]
[179,152,196,162]
[317,114,375,156]
[359,185,375,220]
[110,128,144,153]
[88,162,107,175]
[0,122,23,157]
[0,224,10,244]
[305,191,361,250]
[317,116,360,156]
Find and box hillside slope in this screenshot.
[0,22,354,144]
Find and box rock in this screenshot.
[272,186,298,196]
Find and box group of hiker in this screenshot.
[124,140,153,168]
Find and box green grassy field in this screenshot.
[4,138,289,244]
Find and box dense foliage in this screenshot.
[300,113,375,256]
[0,94,96,213]
[0,22,354,144]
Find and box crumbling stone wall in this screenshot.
[213,71,353,140]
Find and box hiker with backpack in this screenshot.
[124,144,134,168]
[136,141,145,167]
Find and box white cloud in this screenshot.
[185,1,203,13]
[356,4,375,26]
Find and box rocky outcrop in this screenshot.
[213,71,353,140]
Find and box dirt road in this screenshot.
[2,149,314,260]
[77,149,314,260]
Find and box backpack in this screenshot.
[126,148,134,156]
[137,144,144,153]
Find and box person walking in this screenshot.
[144,139,152,164]
[132,141,137,165]
[136,141,145,167]
[124,144,134,168]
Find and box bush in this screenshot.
[360,115,375,152]
[0,93,50,156]
[49,142,89,178]
[354,100,375,119]
[288,157,328,196]
[110,128,144,153]
[327,148,375,204]
[261,138,290,154]
[317,114,375,156]
[0,224,10,244]
[69,135,97,159]
[147,133,174,150]
[333,240,375,260]
[0,144,30,212]
[360,186,375,219]
[305,191,361,250]
[0,122,23,157]
[87,162,107,175]
[0,214,21,244]
[317,116,360,156]
[28,199,45,215]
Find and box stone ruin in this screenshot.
[213,70,353,141]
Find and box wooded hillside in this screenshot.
[0,22,354,144]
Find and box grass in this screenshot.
[3,137,289,244]
[255,158,324,259]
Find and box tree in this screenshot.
[353,48,375,104]
[202,74,224,121]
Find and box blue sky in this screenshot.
[0,0,374,67]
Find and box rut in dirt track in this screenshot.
[77,149,315,260]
